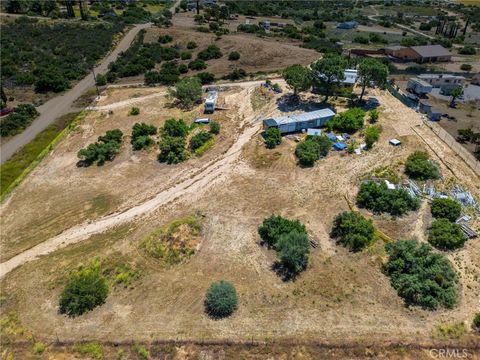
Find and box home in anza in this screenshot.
[385,44,452,63]
[263,109,336,134]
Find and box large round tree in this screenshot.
[204,281,238,319]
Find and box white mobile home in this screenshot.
[263,108,335,134]
[204,91,218,113]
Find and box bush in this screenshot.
[364,125,382,149]
[209,121,220,134]
[369,109,379,123]
[0,103,40,137]
[133,344,149,360]
[186,41,197,49]
[258,215,307,248]
[383,240,457,310]
[59,261,109,317]
[190,131,213,150]
[129,107,140,115]
[204,281,238,318]
[331,108,365,134]
[131,122,157,150]
[77,129,123,166]
[178,63,188,74]
[169,76,202,109]
[430,198,461,222]
[331,211,375,251]
[95,74,107,86]
[188,58,207,70]
[405,151,440,180]
[73,342,103,360]
[264,127,282,149]
[428,219,465,250]
[224,68,247,81]
[460,64,472,71]
[180,51,192,60]
[162,118,189,138]
[158,135,188,164]
[33,342,46,354]
[196,72,215,84]
[354,35,369,44]
[158,34,173,43]
[458,45,476,55]
[356,180,420,216]
[295,135,331,167]
[474,313,480,330]
[197,44,223,61]
[228,51,240,61]
[276,230,310,275]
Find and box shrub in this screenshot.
[73,342,103,360]
[428,219,465,250]
[158,61,180,85]
[276,230,310,275]
[295,135,331,167]
[383,240,457,310]
[474,313,480,330]
[356,180,420,216]
[369,109,379,123]
[131,122,157,150]
[190,131,213,150]
[458,45,476,55]
[258,215,307,248]
[77,129,123,166]
[33,342,46,354]
[196,72,215,84]
[158,34,173,43]
[95,74,107,86]
[132,344,149,360]
[158,135,188,164]
[178,63,188,74]
[209,121,220,134]
[264,127,282,149]
[188,58,207,70]
[331,211,375,251]
[430,198,461,222]
[186,41,197,49]
[169,77,202,109]
[224,68,247,81]
[0,103,39,137]
[129,107,140,115]
[405,151,440,180]
[204,281,238,318]
[354,35,369,44]
[162,118,189,138]
[364,125,382,149]
[197,44,222,61]
[460,64,472,71]
[331,108,365,134]
[59,260,109,317]
[180,51,192,60]
[228,51,240,61]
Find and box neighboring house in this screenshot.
[337,21,358,29]
[313,69,358,87]
[385,45,452,63]
[471,73,480,86]
[263,109,336,134]
[407,77,433,96]
[417,73,465,95]
[410,45,452,63]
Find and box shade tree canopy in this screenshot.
[282,64,312,96]
[331,211,375,251]
[358,58,389,101]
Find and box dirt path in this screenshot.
[0,88,266,278]
[0,23,151,164]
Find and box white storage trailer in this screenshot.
[263,108,336,134]
[406,77,433,96]
[204,91,218,113]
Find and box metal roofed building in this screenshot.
[263,108,336,134]
[410,45,452,63]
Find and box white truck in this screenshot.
[204,91,218,113]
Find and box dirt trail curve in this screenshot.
[0,22,152,164]
[0,94,266,278]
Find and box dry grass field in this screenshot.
[1,82,479,358]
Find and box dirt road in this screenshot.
[0,89,267,278]
[0,23,151,164]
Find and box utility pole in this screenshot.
[196,0,200,15]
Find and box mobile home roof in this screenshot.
[271,108,335,126]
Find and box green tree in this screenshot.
[162,118,189,138]
[331,211,375,251]
[428,219,465,251]
[59,260,109,317]
[197,45,223,60]
[405,151,440,180]
[187,41,197,49]
[188,59,207,70]
[196,72,215,84]
[474,313,480,331]
[129,107,140,116]
[169,77,202,109]
[295,135,331,167]
[131,122,157,150]
[358,58,389,101]
[95,74,107,86]
[310,53,348,101]
[190,131,213,150]
[282,64,312,97]
[204,281,238,318]
[258,215,307,248]
[276,230,310,275]
[430,198,461,222]
[383,240,457,310]
[228,51,240,61]
[209,121,220,134]
[264,127,282,149]
[158,135,188,164]
[331,108,365,134]
[449,86,463,107]
[364,125,382,149]
[369,109,379,123]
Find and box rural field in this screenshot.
[1,80,479,357]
